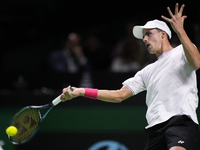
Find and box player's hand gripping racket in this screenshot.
[7,87,73,145]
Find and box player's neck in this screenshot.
[155,41,173,58]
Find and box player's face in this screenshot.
[142,29,163,55]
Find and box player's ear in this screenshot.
[161,31,166,39]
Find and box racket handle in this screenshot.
[52,95,62,106]
[52,87,74,106]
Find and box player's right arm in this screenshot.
[161,3,200,70]
[60,85,133,103]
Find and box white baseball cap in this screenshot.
[133,19,172,39]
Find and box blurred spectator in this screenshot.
[83,28,112,71]
[110,22,144,73]
[110,38,142,72]
[49,33,90,73]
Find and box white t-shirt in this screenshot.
[123,45,199,128]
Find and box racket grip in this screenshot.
[52,95,61,106]
[52,87,74,106]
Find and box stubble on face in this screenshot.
[143,29,163,55]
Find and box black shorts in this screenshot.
[144,115,198,150]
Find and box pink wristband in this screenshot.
[84,88,98,99]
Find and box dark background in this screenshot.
[1,0,200,88]
[1,1,199,53]
[1,1,200,150]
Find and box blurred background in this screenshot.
[1,0,200,149]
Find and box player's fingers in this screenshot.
[61,87,71,101]
[63,90,70,97]
[71,86,75,91]
[62,88,67,93]
[161,15,171,23]
[182,15,187,21]
[179,4,185,16]
[175,3,179,15]
[167,7,174,18]
[62,86,72,93]
[60,94,66,102]
[61,93,71,101]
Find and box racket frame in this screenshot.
[8,103,53,145]
[7,88,73,145]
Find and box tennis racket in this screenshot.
[7,87,73,145]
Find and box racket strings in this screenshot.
[10,108,40,143]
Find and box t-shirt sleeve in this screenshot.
[122,70,146,95]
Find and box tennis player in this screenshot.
[61,3,200,150]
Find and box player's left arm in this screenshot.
[162,3,200,70]
[60,85,133,103]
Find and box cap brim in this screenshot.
[133,26,144,39]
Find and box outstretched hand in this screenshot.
[161,3,187,35]
[60,86,84,102]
